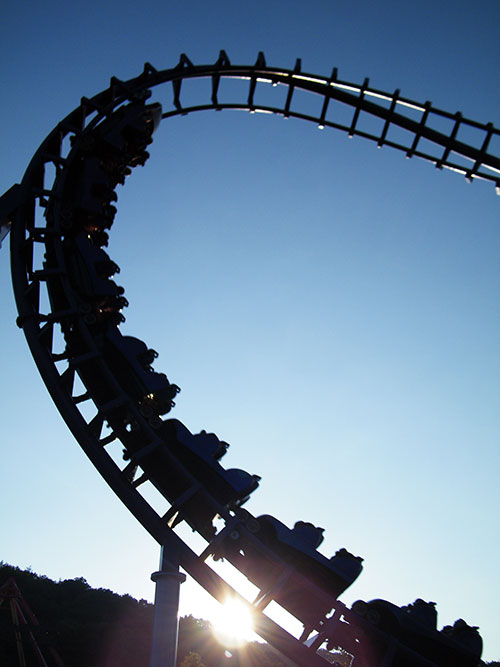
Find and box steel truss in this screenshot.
[3,51,496,667]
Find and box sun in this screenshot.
[211,597,255,648]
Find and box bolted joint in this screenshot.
[151,570,186,584]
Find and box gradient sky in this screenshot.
[1,0,499,661]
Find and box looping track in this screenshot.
[5,52,498,666]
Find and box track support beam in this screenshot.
[0,183,21,248]
[149,538,186,667]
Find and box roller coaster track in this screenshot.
[2,52,497,666]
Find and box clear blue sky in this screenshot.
[1,0,499,661]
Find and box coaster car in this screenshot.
[214,513,362,627]
[351,598,482,667]
[123,418,260,541]
[64,155,119,229]
[55,233,127,327]
[102,329,180,418]
[253,515,363,598]
[159,419,260,508]
[56,101,161,235]
[79,101,162,168]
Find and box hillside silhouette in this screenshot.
[2,563,498,666]
[0,562,285,666]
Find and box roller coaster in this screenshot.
[1,52,498,666]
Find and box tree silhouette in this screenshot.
[180,652,206,667]
[0,563,287,667]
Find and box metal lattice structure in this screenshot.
[2,52,497,666]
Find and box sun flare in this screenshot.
[211,598,255,648]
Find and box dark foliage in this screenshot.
[175,614,286,666]
[0,563,287,667]
[0,562,153,666]
[4,563,494,666]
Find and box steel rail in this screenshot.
[5,52,495,666]
[9,176,332,667]
[124,55,500,188]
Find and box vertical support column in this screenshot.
[149,541,186,667]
